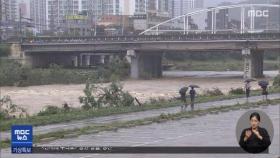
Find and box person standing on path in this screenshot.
[179,87,188,111]
[245,81,251,102]
[189,87,196,111]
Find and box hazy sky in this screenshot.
[204,0,244,7]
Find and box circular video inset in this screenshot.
[236,110,273,153]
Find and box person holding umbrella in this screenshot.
[179,86,188,111]
[244,79,256,102]
[189,85,199,111]
[258,80,269,100]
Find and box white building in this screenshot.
[46,0,81,31]
[1,0,19,22]
[83,0,122,16]
[19,0,30,18]
[30,0,47,33]
[81,0,170,16]
[171,0,204,18]
[130,0,171,31]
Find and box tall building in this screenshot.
[1,0,20,39]
[46,0,80,32]
[152,0,169,17]
[145,0,170,16]
[30,0,83,34]
[80,0,170,16]
[30,0,47,33]
[85,0,121,16]
[1,0,19,22]
[171,0,204,18]
[134,0,147,15]
[122,0,132,15]
[132,0,172,31]
[19,1,28,18]
[81,0,88,13]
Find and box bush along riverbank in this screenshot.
[1,98,280,148]
[0,58,129,87]
[1,74,279,129]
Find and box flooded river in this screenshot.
[1,71,278,114]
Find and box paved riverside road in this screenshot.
[1,93,280,141]
[2,104,279,158]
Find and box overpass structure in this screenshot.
[15,3,280,79]
[14,33,280,79]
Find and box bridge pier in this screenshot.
[79,54,111,67]
[22,53,76,68]
[127,50,162,79]
[242,48,264,79]
[100,55,105,64]
[85,55,91,67]
[71,56,79,67]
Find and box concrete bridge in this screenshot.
[12,33,280,79]
[9,3,280,79]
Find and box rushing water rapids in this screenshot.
[1,71,278,114]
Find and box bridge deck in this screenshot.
[22,33,280,44]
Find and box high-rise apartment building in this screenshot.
[30,0,47,33]
[47,0,80,31]
[1,0,19,22]
[171,0,204,18]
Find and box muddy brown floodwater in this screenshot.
[0,71,277,115]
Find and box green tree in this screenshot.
[79,80,101,109]
[100,81,134,107]
[0,44,10,57]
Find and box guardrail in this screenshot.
[22,33,280,44]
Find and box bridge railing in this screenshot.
[22,33,280,44]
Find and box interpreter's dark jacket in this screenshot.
[239,127,271,153]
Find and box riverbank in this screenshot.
[1,71,278,115]
[1,97,280,149]
[165,59,279,71]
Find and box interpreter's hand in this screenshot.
[244,130,252,141]
[252,129,263,140]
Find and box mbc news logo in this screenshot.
[11,125,33,154]
[248,9,269,18]
[14,129,30,140]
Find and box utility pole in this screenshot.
[121,12,124,36]
[94,1,98,36]
[0,0,2,43]
[0,0,2,138]
[18,7,32,43]
[19,8,22,42]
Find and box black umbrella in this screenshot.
[244,78,257,83]
[258,80,269,87]
[189,85,200,88]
